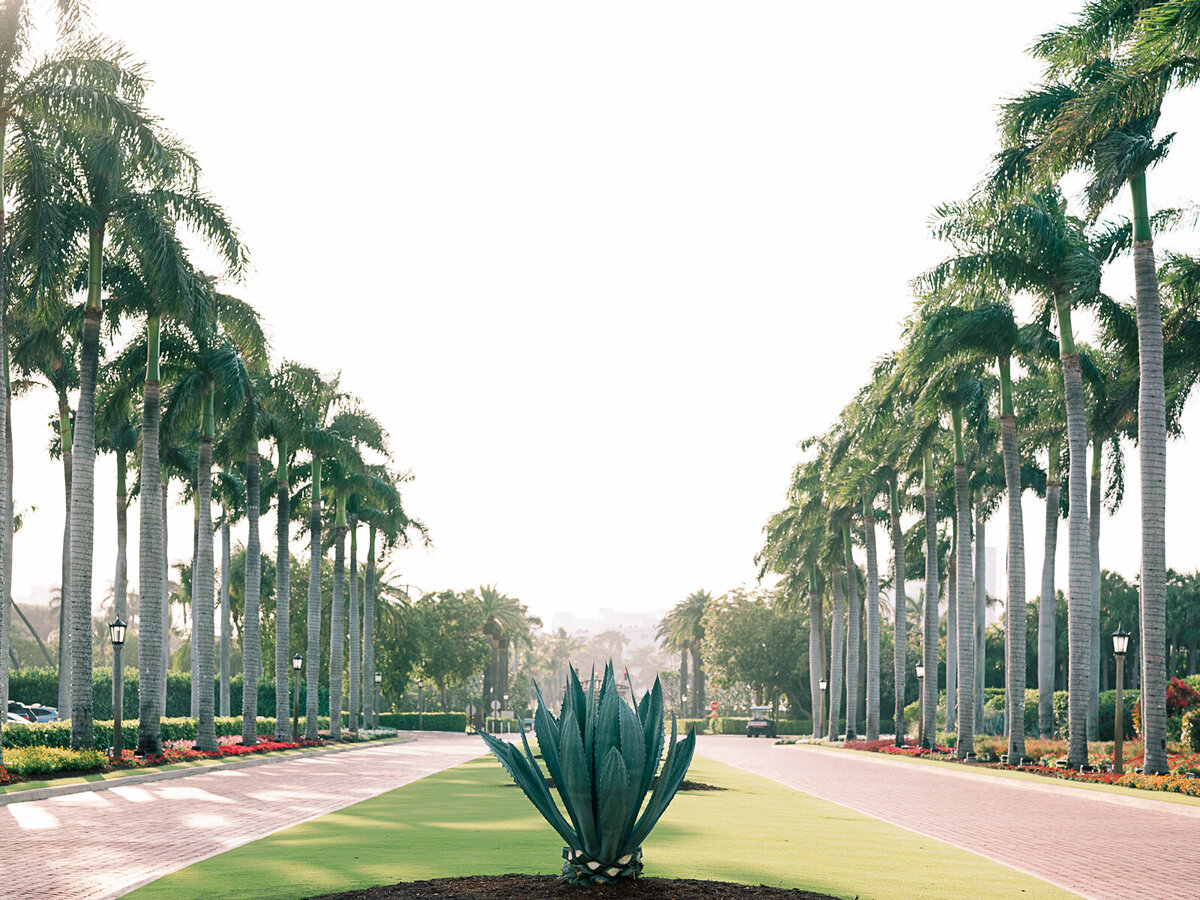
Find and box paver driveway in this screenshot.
[698,736,1199,900]
[2,732,488,900]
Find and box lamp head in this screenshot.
[1112,625,1131,657]
[109,617,127,647]
[374,671,382,685]
[292,654,303,671]
[915,663,925,679]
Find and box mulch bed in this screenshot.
[308,874,835,899]
[526,779,726,792]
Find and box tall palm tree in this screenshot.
[479,585,529,722]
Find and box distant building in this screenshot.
[548,607,666,648]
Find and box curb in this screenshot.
[0,735,413,807]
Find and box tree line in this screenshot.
[757,1,1200,775]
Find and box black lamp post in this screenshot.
[109,618,127,758]
[374,671,382,729]
[818,677,828,739]
[1112,625,1130,775]
[292,654,303,743]
[417,678,424,731]
[915,663,926,749]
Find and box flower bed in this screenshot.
[0,736,323,786]
[840,737,1200,798]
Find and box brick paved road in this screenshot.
[2,732,487,900]
[698,736,1199,900]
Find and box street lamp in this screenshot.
[818,677,828,739]
[292,654,303,743]
[109,618,127,758]
[417,678,424,731]
[374,671,382,729]
[915,663,926,749]
[1112,625,1130,775]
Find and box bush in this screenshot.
[1,715,331,751]
[376,711,466,732]
[1182,708,1200,752]
[4,746,108,777]
[8,667,329,720]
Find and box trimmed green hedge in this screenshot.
[9,667,333,719]
[377,712,467,732]
[4,745,109,776]
[0,716,336,751]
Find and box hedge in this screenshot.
[3,745,109,777]
[8,667,330,719]
[377,712,467,732]
[0,716,334,751]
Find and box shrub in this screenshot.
[1,715,330,751]
[1182,708,1200,753]
[4,746,108,777]
[376,711,467,731]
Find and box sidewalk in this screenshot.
[698,735,1197,900]
[2,731,487,900]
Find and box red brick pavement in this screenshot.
[698,736,1199,900]
[2,732,488,900]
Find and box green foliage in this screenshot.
[2,716,331,751]
[8,667,329,719]
[1182,709,1200,752]
[481,663,696,884]
[376,712,466,732]
[3,746,109,777]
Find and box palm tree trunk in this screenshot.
[843,525,860,741]
[678,647,688,714]
[922,450,939,748]
[57,396,72,718]
[68,295,103,751]
[1000,403,1026,760]
[1040,445,1060,739]
[329,520,345,740]
[362,523,376,728]
[241,449,261,746]
[195,416,217,752]
[137,319,165,755]
[114,452,128,619]
[0,124,9,767]
[974,507,986,734]
[891,481,906,745]
[273,441,292,742]
[864,501,881,741]
[828,563,845,742]
[1060,346,1092,770]
[1088,442,1102,741]
[305,455,322,741]
[691,642,704,717]
[219,508,231,718]
[159,471,169,718]
[347,517,359,733]
[190,492,199,719]
[1130,175,1169,774]
[3,352,11,716]
[947,543,957,733]
[953,452,975,759]
[808,571,822,739]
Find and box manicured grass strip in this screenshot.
[127,755,1077,900]
[797,743,1200,808]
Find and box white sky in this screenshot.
[10,1,1200,627]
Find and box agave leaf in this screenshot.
[480,731,577,846]
[626,716,696,853]
[617,696,646,830]
[533,682,564,783]
[562,666,586,733]
[583,665,598,795]
[595,688,622,764]
[639,678,665,798]
[597,745,633,863]
[559,708,600,856]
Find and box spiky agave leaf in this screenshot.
[478,728,576,846]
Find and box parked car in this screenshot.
[25,704,60,723]
[7,700,37,723]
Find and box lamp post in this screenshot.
[374,671,382,729]
[818,677,828,739]
[109,618,127,758]
[1112,625,1130,775]
[292,654,303,743]
[417,678,424,731]
[915,663,926,749]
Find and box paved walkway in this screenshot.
[1,732,488,900]
[698,736,1198,900]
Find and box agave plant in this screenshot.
[480,661,696,884]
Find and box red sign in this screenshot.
[709,701,719,711]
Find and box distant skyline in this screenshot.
[6,2,1199,632]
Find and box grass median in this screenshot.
[127,754,1077,900]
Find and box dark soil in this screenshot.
[525,778,726,792]
[307,874,835,899]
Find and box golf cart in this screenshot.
[746,705,776,738]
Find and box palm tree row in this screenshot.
[0,2,425,765]
[759,1,1200,773]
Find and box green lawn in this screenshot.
[127,754,1077,900]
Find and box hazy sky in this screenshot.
[10,2,1200,628]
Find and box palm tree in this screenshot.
[658,590,710,717]
[478,585,532,724]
